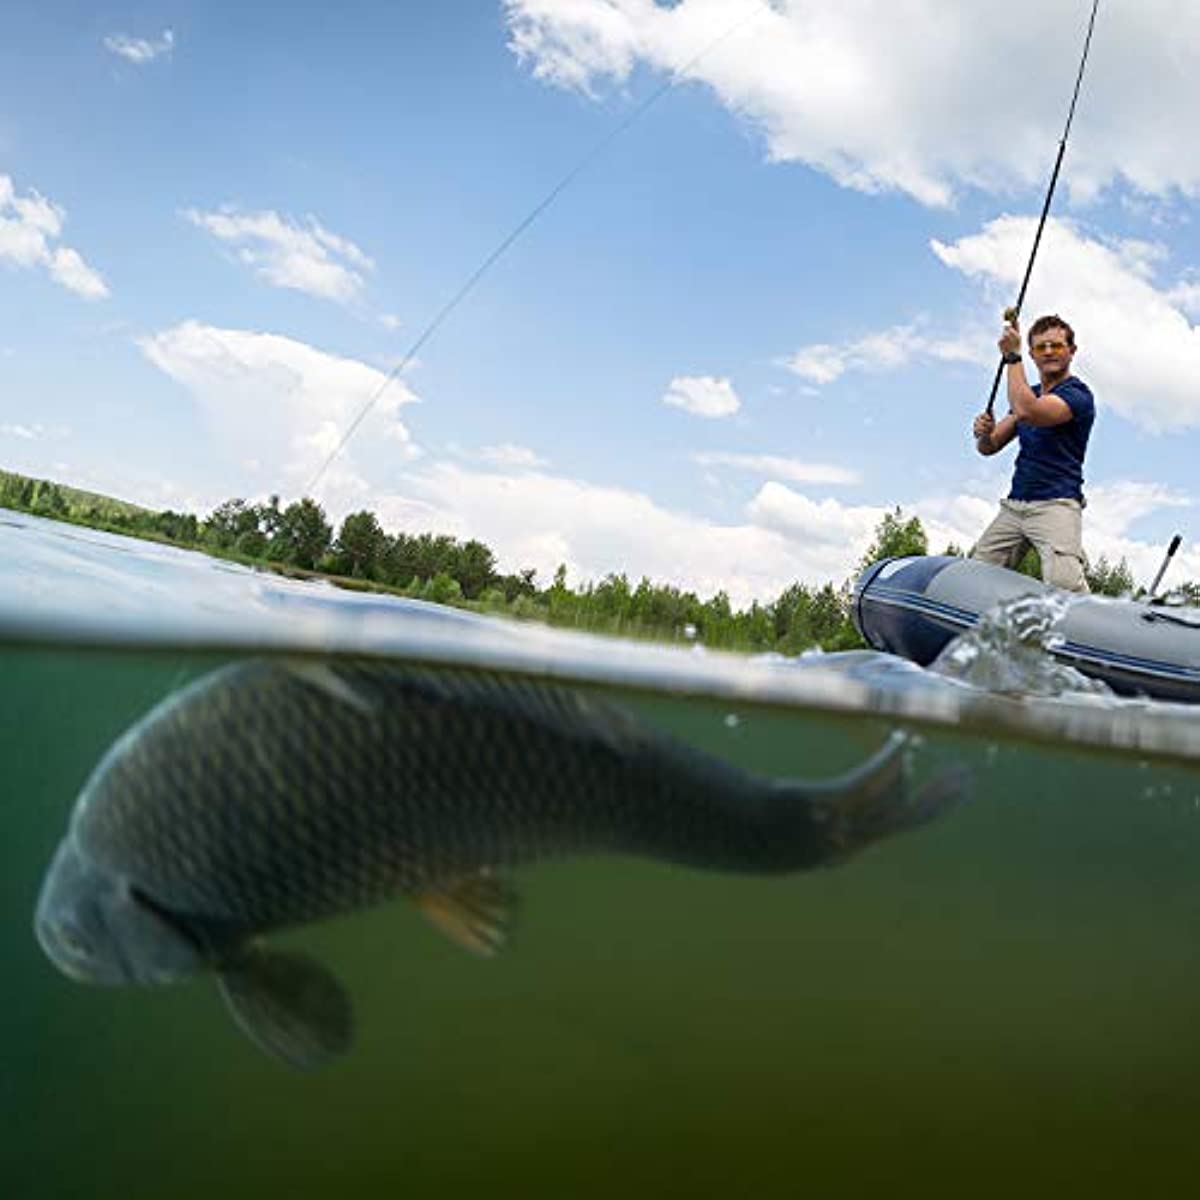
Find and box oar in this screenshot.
[1148,534,1182,603]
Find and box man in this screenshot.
[970,313,1095,592]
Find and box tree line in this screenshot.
[2,468,1171,653]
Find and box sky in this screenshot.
[3,0,1200,605]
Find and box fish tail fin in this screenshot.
[216,945,353,1070]
[793,732,970,862]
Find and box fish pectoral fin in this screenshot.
[416,869,518,958]
[285,662,377,716]
[216,946,353,1071]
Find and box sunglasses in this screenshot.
[1030,339,1071,354]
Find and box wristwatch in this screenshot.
[1002,351,1022,365]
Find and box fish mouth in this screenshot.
[33,914,125,986]
[56,953,111,985]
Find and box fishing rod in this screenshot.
[305,1,769,497]
[986,0,1101,417]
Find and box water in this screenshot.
[5,508,1200,1196]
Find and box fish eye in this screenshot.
[56,924,93,959]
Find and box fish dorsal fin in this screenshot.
[416,869,518,957]
[285,662,377,716]
[216,945,353,1070]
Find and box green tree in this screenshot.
[1086,554,1134,597]
[236,529,269,558]
[496,567,538,602]
[1014,547,1042,579]
[153,510,200,543]
[772,582,811,641]
[272,497,332,569]
[455,539,498,599]
[0,471,28,508]
[807,582,848,646]
[32,481,67,516]
[203,499,259,549]
[258,494,284,539]
[379,533,416,587]
[334,510,387,578]
[858,506,928,571]
[1173,581,1200,605]
[544,563,579,623]
[421,572,463,604]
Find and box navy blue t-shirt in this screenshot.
[1008,376,1095,502]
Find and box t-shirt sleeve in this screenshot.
[1056,378,1094,422]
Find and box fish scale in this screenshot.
[75,662,897,902]
[36,658,963,1068]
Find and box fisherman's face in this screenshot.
[1029,326,1075,378]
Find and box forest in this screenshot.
[1,468,1153,653]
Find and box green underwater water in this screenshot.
[6,645,1200,1198]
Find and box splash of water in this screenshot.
[929,591,1112,699]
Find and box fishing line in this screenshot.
[305,1,771,496]
[985,0,1101,416]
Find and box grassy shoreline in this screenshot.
[1,468,877,653]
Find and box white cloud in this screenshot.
[783,321,987,386]
[692,451,859,486]
[375,462,816,603]
[1077,480,1195,585]
[48,247,110,300]
[783,319,990,387]
[0,175,109,299]
[137,321,419,495]
[918,479,1200,587]
[1,423,38,440]
[366,464,986,604]
[504,1,1200,207]
[103,30,174,65]
[1086,480,1192,542]
[477,442,549,468]
[184,207,374,304]
[406,465,1182,602]
[932,216,1200,433]
[747,482,879,546]
[1166,279,1200,320]
[662,374,740,418]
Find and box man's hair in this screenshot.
[1028,314,1075,347]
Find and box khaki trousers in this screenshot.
[970,498,1089,593]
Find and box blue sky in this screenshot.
[3,0,1200,603]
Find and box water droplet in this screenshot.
[724,713,740,729]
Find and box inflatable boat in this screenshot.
[853,555,1200,703]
